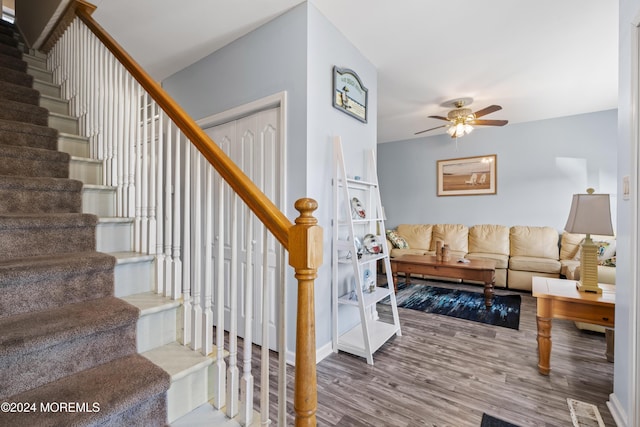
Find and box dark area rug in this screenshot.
[481,413,521,427]
[387,282,521,330]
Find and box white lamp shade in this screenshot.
[564,193,614,236]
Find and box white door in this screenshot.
[205,107,282,350]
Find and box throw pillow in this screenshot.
[386,230,409,249]
[595,239,616,266]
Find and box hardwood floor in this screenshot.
[291,277,615,427]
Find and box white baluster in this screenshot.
[134,85,143,252]
[240,211,254,426]
[155,108,165,295]
[190,152,203,351]
[202,164,214,355]
[261,229,271,426]
[149,101,158,261]
[140,92,149,253]
[164,120,174,297]
[212,175,226,409]
[172,129,183,301]
[182,142,192,346]
[226,193,239,418]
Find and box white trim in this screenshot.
[285,341,333,367]
[607,393,627,427]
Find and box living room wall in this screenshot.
[163,3,377,361]
[378,109,617,233]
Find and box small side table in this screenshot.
[532,276,615,375]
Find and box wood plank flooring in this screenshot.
[271,277,615,426]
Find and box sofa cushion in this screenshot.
[396,224,432,250]
[431,224,468,253]
[468,224,510,256]
[466,253,509,269]
[560,232,583,260]
[386,229,409,249]
[510,226,559,259]
[389,248,430,257]
[509,255,561,274]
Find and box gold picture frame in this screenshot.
[437,154,497,196]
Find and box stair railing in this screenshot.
[43,1,320,425]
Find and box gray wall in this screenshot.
[378,109,617,233]
[163,3,378,358]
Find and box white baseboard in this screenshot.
[607,392,628,427]
[285,341,334,367]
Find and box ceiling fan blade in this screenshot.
[414,125,447,135]
[473,105,502,118]
[428,115,450,122]
[472,119,508,126]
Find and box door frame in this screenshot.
[196,91,288,353]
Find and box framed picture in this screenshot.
[333,66,368,123]
[437,154,497,196]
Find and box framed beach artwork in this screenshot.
[437,154,497,196]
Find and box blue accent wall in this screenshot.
[378,109,617,232]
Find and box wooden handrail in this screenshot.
[72,1,293,248]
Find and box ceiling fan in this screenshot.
[415,98,508,138]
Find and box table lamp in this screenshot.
[564,188,614,293]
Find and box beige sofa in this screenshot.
[386,224,563,291]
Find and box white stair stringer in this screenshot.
[113,252,156,297]
[143,342,215,423]
[121,292,180,353]
[82,184,116,217]
[96,217,133,252]
[48,111,79,134]
[70,156,102,185]
[58,132,90,157]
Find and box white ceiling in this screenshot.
[92,0,618,143]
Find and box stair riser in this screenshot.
[27,65,52,83]
[97,220,133,252]
[70,158,102,184]
[83,187,116,216]
[49,114,78,134]
[0,186,81,214]
[0,323,136,399]
[33,79,60,98]
[114,258,155,297]
[0,267,113,319]
[22,54,46,69]
[168,368,210,423]
[137,306,178,353]
[0,225,96,259]
[40,95,69,115]
[58,133,90,157]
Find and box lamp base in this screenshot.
[576,280,603,294]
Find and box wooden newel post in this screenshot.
[289,198,322,427]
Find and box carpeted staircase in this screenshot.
[0,20,170,426]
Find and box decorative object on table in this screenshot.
[437,154,497,196]
[350,196,366,219]
[414,98,508,139]
[353,236,363,259]
[435,239,444,262]
[332,66,368,123]
[383,282,521,330]
[564,188,614,294]
[363,233,382,254]
[441,244,450,262]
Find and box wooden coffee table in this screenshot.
[532,276,615,375]
[389,255,496,307]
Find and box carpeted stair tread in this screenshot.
[0,296,138,358]
[0,64,33,87]
[2,354,170,427]
[0,143,69,177]
[0,53,27,72]
[0,252,116,318]
[0,42,20,59]
[0,213,97,259]
[0,79,40,105]
[0,32,18,47]
[0,175,83,214]
[0,118,59,150]
[0,97,48,126]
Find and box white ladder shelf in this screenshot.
[331,136,401,365]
